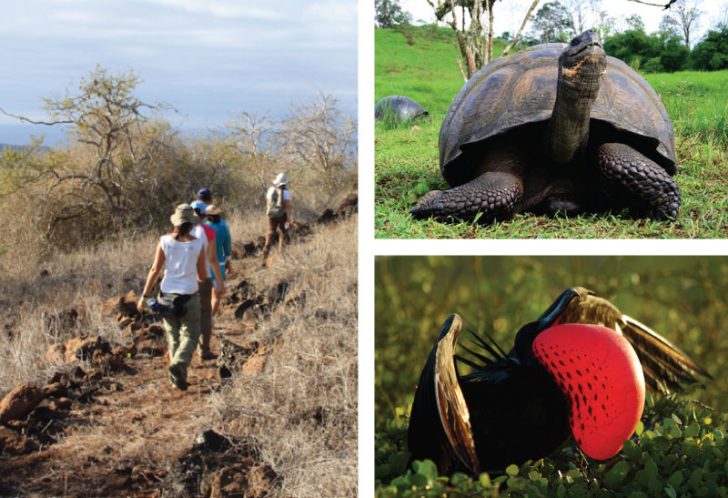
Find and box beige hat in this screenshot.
[170,203,199,227]
[273,173,289,187]
[205,205,222,216]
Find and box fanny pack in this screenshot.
[158,292,194,317]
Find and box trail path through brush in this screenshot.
[1,234,312,497]
[1,196,357,496]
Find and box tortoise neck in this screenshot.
[547,66,602,165]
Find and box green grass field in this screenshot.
[375,26,728,238]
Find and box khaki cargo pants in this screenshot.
[162,293,201,368]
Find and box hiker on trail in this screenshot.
[191,199,225,360]
[262,173,293,258]
[204,205,232,316]
[195,187,213,205]
[137,204,206,391]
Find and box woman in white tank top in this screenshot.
[137,204,206,390]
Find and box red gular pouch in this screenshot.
[531,323,646,460]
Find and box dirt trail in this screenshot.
[0,196,357,498]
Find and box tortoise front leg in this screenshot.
[410,171,523,221]
[596,143,681,220]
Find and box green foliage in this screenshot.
[643,57,663,74]
[604,30,688,73]
[375,0,411,29]
[626,14,646,33]
[0,138,49,198]
[604,30,659,71]
[377,398,728,497]
[691,25,728,71]
[530,1,575,43]
[659,34,690,72]
[375,25,728,239]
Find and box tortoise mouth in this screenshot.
[563,30,605,66]
[571,40,602,57]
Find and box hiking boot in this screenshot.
[199,350,218,361]
[168,363,188,391]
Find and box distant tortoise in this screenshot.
[411,30,680,222]
[376,95,429,122]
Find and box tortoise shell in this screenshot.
[376,95,429,121]
[439,43,675,185]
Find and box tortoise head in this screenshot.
[559,30,606,91]
[547,30,607,165]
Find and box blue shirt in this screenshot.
[205,219,232,266]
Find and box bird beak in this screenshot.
[532,323,646,460]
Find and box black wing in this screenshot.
[408,314,480,474]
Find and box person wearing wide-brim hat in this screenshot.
[137,203,206,391]
[204,204,232,315]
[263,173,293,257]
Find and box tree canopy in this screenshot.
[690,24,728,70]
[376,0,411,28]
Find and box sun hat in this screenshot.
[190,200,208,215]
[273,173,289,187]
[170,204,199,227]
[205,205,222,216]
[196,188,212,202]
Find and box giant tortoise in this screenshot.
[410,30,680,222]
[375,95,429,122]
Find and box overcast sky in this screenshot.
[0,0,357,145]
[401,0,727,41]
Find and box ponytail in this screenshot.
[172,222,193,240]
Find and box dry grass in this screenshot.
[0,204,358,497]
[0,231,155,394]
[210,218,358,497]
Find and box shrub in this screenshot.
[643,57,664,73]
[604,29,689,73]
[0,68,355,258]
[691,25,728,70]
[660,34,690,72]
[376,395,728,497]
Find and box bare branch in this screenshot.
[485,0,495,64]
[626,0,678,9]
[455,56,468,82]
[502,0,543,56]
[0,107,74,126]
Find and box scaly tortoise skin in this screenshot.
[411,30,680,222]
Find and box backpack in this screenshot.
[267,187,285,217]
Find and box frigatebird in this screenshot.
[408,287,712,475]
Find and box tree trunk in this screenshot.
[447,3,474,78]
[486,0,496,63]
[502,0,542,56]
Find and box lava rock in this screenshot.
[0,384,45,424]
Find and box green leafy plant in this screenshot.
[376,396,728,497]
